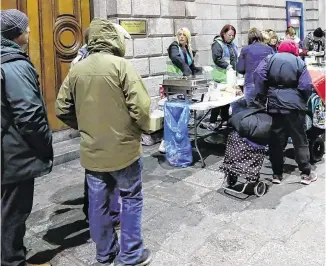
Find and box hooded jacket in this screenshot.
[1,38,53,184]
[302,32,325,54]
[253,51,313,114]
[55,19,151,172]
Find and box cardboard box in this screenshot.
[148,110,164,133]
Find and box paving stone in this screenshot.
[298,199,325,222]
[147,180,211,207]
[143,205,204,246]
[246,240,324,266]
[184,168,224,189]
[194,190,251,215]
[159,215,228,259]
[62,241,96,266]
[33,170,84,212]
[229,208,303,241]
[142,195,172,222]
[151,251,192,266]
[190,228,266,266]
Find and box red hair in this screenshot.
[220,24,236,41]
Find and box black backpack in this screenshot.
[1,53,31,138]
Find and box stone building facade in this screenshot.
[92,0,324,111]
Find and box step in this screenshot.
[53,137,80,166]
[52,128,80,144]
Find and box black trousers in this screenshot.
[210,105,230,123]
[1,179,35,266]
[269,111,311,176]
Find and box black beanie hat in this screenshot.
[313,27,324,38]
[0,9,29,40]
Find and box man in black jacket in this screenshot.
[1,9,53,266]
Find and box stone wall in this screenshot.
[93,0,321,112]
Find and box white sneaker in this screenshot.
[159,140,166,153]
[300,172,318,185]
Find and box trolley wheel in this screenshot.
[254,181,266,197]
[225,173,237,187]
[309,137,325,163]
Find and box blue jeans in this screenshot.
[83,177,120,225]
[86,158,144,264]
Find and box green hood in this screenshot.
[87,18,126,57]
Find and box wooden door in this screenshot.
[1,0,91,131]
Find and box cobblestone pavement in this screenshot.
[25,140,325,266]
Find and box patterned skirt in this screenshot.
[220,131,266,181]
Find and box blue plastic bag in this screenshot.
[164,100,193,167]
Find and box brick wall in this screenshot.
[93,0,321,112]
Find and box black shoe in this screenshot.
[92,260,114,266]
[115,249,152,266]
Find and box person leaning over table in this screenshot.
[236,28,274,106]
[206,24,238,131]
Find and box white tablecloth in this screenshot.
[158,91,243,111]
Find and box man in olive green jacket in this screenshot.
[55,19,152,266]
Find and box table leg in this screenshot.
[194,110,206,168]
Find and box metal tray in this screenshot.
[162,77,208,87]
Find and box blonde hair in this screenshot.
[261,30,270,44]
[176,27,193,59]
[269,32,278,44]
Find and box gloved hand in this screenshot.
[307,51,317,56]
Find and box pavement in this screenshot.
[25,138,325,266]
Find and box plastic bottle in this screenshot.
[226,67,237,89]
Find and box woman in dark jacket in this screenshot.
[167,27,196,77]
[236,28,274,105]
[253,41,317,185]
[208,24,238,130]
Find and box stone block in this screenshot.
[194,50,213,66]
[202,20,225,35]
[196,0,237,4]
[185,2,197,18]
[220,5,238,20]
[106,0,132,16]
[143,76,163,97]
[149,56,167,75]
[306,10,318,20]
[132,0,160,17]
[92,0,107,18]
[260,6,270,18]
[124,39,133,58]
[174,19,203,35]
[150,96,161,113]
[146,180,210,207]
[148,19,174,36]
[162,37,176,55]
[240,20,250,34]
[161,0,185,18]
[196,3,221,19]
[192,35,213,51]
[133,38,162,57]
[270,7,286,20]
[130,58,149,77]
[274,0,286,7]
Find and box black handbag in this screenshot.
[230,96,272,145]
